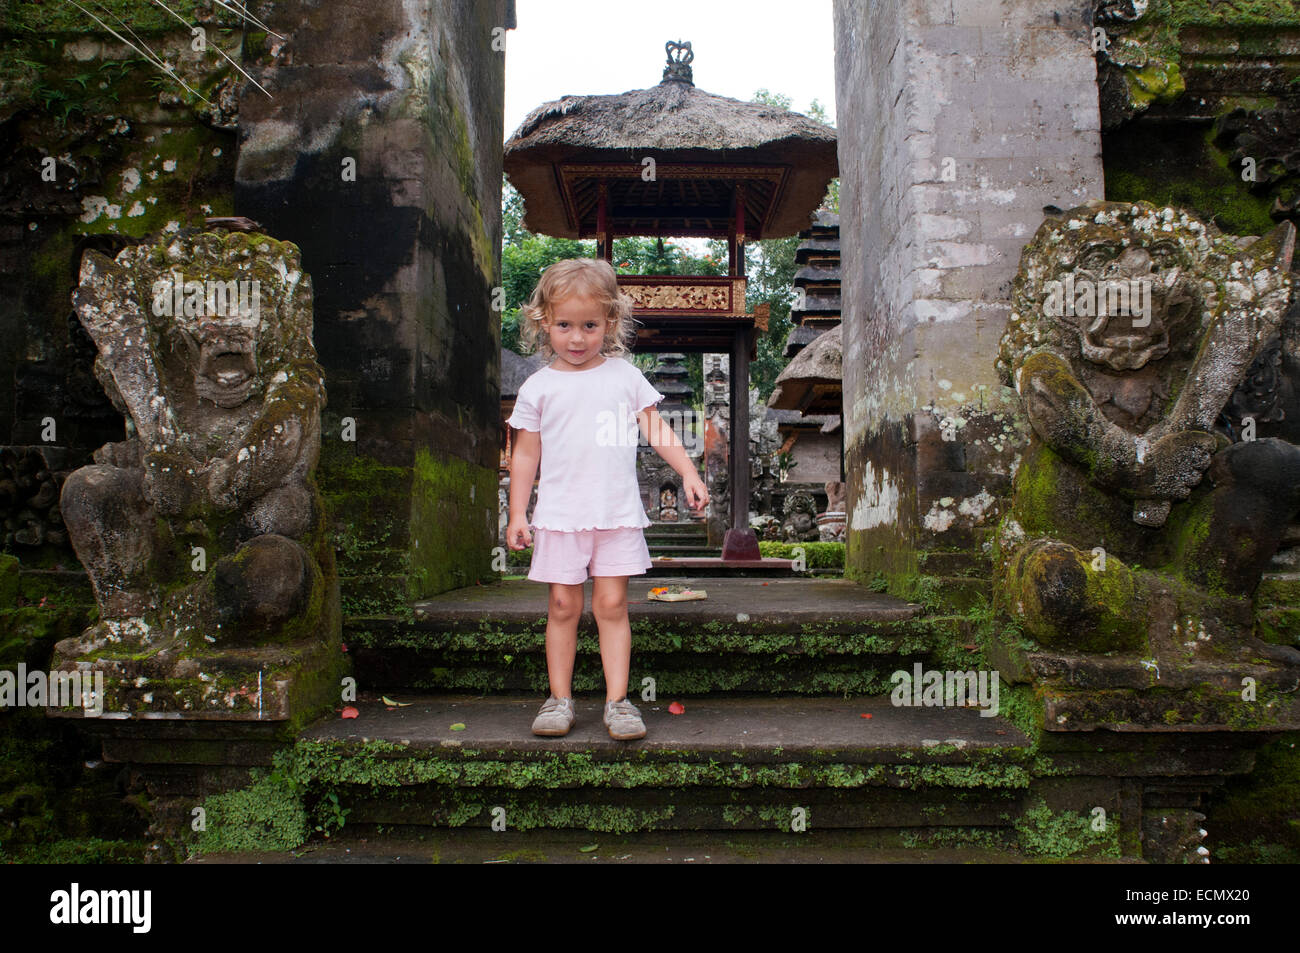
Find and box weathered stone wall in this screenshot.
[2,0,513,612]
[833,0,1105,595]
[787,430,842,485]
[1097,1,1300,237]
[234,0,512,609]
[2,5,244,572]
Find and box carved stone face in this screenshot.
[998,201,1259,391]
[192,321,259,408]
[1070,241,1197,371]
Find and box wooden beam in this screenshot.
[729,325,751,532]
[596,182,609,260]
[735,182,746,278]
[609,203,731,219]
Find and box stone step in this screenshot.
[918,551,992,578]
[1255,606,1300,647]
[191,829,1082,864]
[1256,574,1300,614]
[643,522,709,537]
[345,576,960,693]
[648,557,797,575]
[644,544,716,556]
[928,576,992,612]
[284,693,1041,837]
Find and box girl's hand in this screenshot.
[682,474,709,514]
[506,518,533,550]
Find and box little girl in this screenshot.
[504,258,708,740]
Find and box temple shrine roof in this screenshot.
[504,41,837,241]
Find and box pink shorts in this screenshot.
[527,526,654,584]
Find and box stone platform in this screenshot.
[286,691,1043,841]
[647,556,794,574]
[190,829,1134,864]
[345,576,955,695]
[411,574,918,628]
[305,692,1026,753]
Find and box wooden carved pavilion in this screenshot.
[504,41,838,554]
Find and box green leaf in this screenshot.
[579,844,599,853]
[450,722,466,731]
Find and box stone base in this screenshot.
[48,633,347,725]
[721,528,760,561]
[988,632,1300,732]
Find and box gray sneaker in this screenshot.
[532,696,575,736]
[603,697,646,740]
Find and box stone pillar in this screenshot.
[833,0,1104,591]
[234,0,514,610]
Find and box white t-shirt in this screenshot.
[506,355,665,531]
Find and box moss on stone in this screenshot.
[317,443,496,613]
[1003,541,1148,653]
[1106,166,1277,237]
[409,447,497,600]
[1013,798,1121,858]
[195,763,308,853]
[755,541,845,569]
[0,555,19,607]
[5,1,243,32]
[1156,0,1300,28]
[1192,718,1299,860]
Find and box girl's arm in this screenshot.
[508,427,541,526]
[637,407,709,511]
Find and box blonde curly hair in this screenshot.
[517,258,639,361]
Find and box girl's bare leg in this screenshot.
[591,575,631,703]
[545,581,585,698]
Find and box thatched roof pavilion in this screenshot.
[503,40,838,553]
[768,323,842,415]
[504,56,838,242]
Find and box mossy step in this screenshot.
[344,649,954,695]
[340,573,408,615]
[927,576,992,612]
[15,568,94,603]
[1255,606,1300,646]
[283,693,1034,833]
[1257,573,1300,608]
[191,828,1099,864]
[337,785,1024,832]
[304,693,1030,763]
[917,552,992,577]
[347,576,954,693]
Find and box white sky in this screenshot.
[503,0,837,142]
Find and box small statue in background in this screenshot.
[659,485,679,521]
[781,489,821,543]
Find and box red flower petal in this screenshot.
[341,706,359,719]
[860,713,872,719]
[668,701,685,715]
